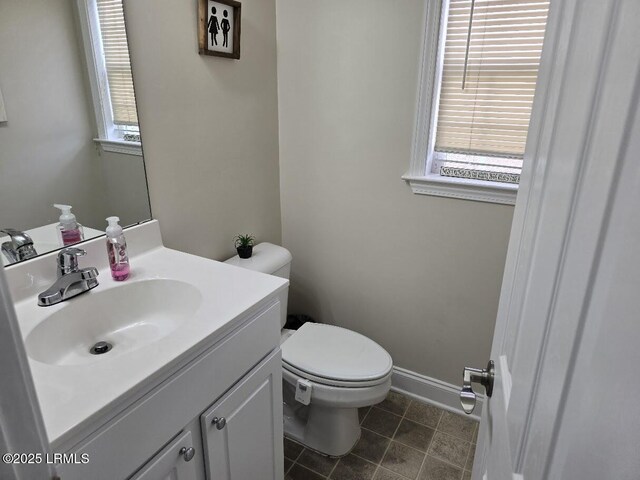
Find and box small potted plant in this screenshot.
[234,234,255,259]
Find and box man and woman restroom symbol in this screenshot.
[208,6,231,47]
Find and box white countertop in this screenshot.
[6,221,288,446]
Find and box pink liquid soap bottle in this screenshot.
[53,204,84,246]
[106,216,130,281]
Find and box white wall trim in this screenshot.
[94,138,143,156]
[76,0,111,140]
[402,174,517,205]
[408,0,443,177]
[391,366,483,421]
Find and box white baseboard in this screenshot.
[391,366,483,421]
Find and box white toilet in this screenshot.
[226,243,393,457]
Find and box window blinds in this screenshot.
[96,0,138,127]
[434,0,550,159]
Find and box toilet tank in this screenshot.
[225,243,292,327]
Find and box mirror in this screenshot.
[0,0,151,266]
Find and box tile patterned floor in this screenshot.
[284,391,478,480]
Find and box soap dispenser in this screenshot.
[53,204,84,246]
[106,216,130,281]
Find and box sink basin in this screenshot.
[25,279,202,366]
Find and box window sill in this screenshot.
[94,138,142,157]
[402,173,517,205]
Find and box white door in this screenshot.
[130,431,198,480]
[201,350,283,480]
[465,1,640,479]
[3,3,639,480]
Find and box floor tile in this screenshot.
[437,411,476,442]
[284,438,304,460]
[472,425,478,444]
[359,407,371,424]
[362,407,402,438]
[405,402,442,429]
[418,455,462,480]
[373,467,407,480]
[381,441,425,479]
[377,391,411,416]
[394,419,435,452]
[284,457,293,474]
[330,454,377,480]
[462,470,472,480]
[298,449,339,476]
[287,463,326,480]
[352,428,391,464]
[465,445,476,471]
[428,432,470,468]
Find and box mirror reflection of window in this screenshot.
[0,0,151,267]
[83,0,141,147]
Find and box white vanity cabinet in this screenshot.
[130,431,199,480]
[54,301,284,480]
[201,350,283,480]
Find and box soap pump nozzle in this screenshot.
[53,204,77,227]
[106,216,123,238]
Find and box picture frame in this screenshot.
[198,0,241,60]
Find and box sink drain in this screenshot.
[89,341,113,355]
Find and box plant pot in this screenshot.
[236,245,253,259]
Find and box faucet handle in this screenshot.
[57,247,86,275]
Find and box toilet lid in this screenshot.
[281,323,393,385]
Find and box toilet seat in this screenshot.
[281,323,393,388]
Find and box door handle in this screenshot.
[460,360,494,414]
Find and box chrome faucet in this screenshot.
[1,228,38,263]
[38,248,99,306]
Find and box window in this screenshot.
[77,0,141,155]
[405,0,550,204]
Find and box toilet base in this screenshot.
[283,383,361,457]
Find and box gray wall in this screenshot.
[124,0,282,260]
[119,0,512,386]
[276,0,514,385]
[0,0,107,231]
[98,150,150,228]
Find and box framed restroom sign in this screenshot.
[198,0,241,59]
